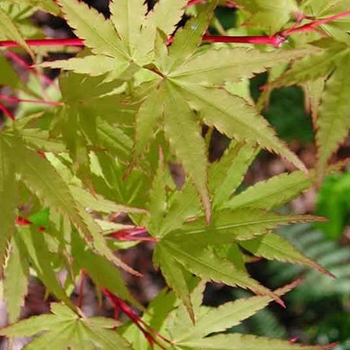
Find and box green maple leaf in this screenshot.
[40,0,188,76]
[131,1,311,221]
[128,281,329,350]
[0,130,137,275]
[170,281,297,344]
[0,303,132,350]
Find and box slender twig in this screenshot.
[0,38,84,48]
[0,94,63,106]
[0,102,15,120]
[203,34,287,47]
[5,51,59,93]
[281,9,350,36]
[0,7,349,51]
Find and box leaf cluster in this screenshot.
[0,0,349,349]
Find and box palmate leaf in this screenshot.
[171,281,299,344]
[46,0,189,74]
[1,131,137,275]
[0,303,132,350]
[316,52,350,179]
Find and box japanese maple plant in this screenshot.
[0,0,348,349]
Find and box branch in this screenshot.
[281,9,350,36]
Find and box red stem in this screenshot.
[0,7,349,51]
[203,34,286,47]
[281,9,350,36]
[102,289,170,349]
[0,94,63,106]
[5,51,59,93]
[0,102,15,120]
[0,9,348,54]
[0,38,84,48]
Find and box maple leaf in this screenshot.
[0,303,132,350]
